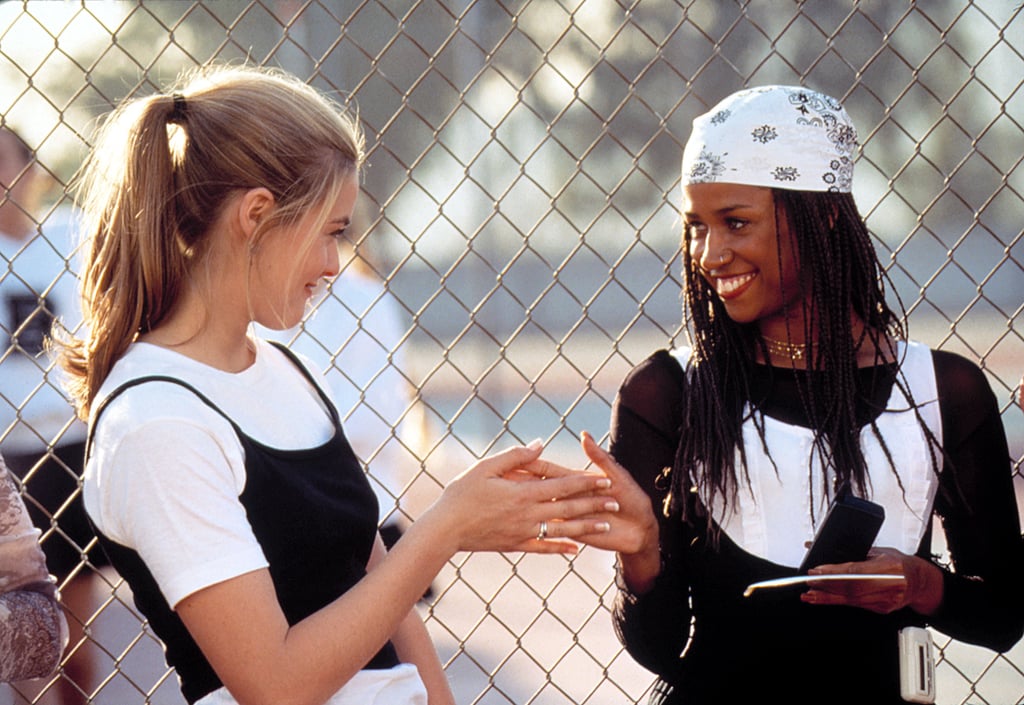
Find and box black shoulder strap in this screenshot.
[265,339,341,426]
[85,375,239,463]
[85,341,341,462]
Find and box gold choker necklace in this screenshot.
[762,336,809,361]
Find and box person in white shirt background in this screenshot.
[260,216,419,557]
[0,124,102,705]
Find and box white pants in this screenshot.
[195,663,428,705]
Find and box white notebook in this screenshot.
[744,573,905,597]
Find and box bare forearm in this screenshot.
[280,516,454,689]
[178,448,615,705]
[391,606,454,705]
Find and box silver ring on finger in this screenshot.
[537,520,548,540]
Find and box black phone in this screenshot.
[798,493,885,574]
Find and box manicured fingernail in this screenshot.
[596,478,611,488]
[604,501,620,512]
[527,438,543,450]
[595,522,611,532]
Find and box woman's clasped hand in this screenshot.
[424,440,619,556]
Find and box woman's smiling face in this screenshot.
[250,175,360,331]
[683,182,808,337]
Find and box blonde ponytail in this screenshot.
[57,65,364,418]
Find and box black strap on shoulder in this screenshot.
[85,340,341,462]
[265,339,341,426]
[85,375,240,463]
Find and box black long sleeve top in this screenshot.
[610,347,1024,704]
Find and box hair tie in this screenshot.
[168,93,188,124]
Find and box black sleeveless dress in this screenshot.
[86,343,399,704]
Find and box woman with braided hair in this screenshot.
[576,85,1024,703]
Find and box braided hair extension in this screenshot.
[670,189,945,535]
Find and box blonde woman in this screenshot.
[57,64,616,705]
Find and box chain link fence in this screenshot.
[1,1,1021,703]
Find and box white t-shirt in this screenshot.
[85,338,429,703]
[84,337,335,608]
[0,208,85,451]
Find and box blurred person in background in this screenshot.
[576,85,1024,703]
[0,124,104,705]
[260,213,419,554]
[0,450,68,683]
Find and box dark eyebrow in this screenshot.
[329,217,351,227]
[684,203,755,219]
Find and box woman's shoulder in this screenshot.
[91,344,241,432]
[926,346,997,411]
[623,348,686,386]
[94,339,335,451]
[99,339,303,401]
[928,345,984,374]
[618,348,687,411]
[894,342,998,431]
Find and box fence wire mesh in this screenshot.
[1,1,1022,703]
